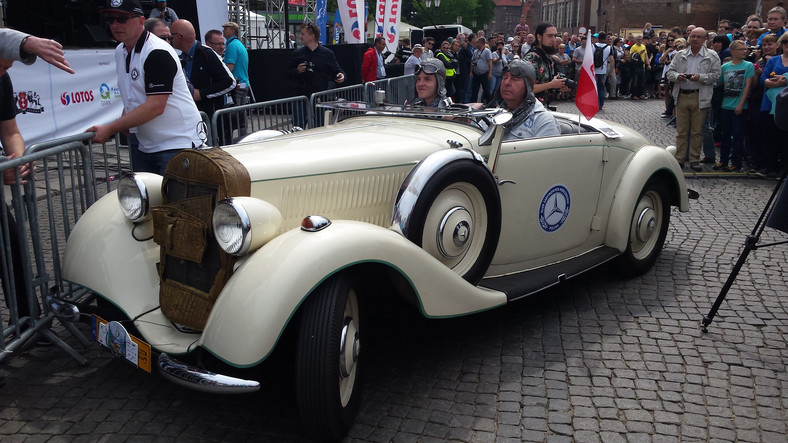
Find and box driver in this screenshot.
[495,59,561,140]
[406,58,452,108]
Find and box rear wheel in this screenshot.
[618,178,670,276]
[295,273,361,441]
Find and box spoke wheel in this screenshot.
[296,274,361,441]
[619,178,670,276]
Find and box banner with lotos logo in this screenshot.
[11,49,122,146]
[337,0,366,44]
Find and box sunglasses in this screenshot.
[415,64,440,75]
[209,41,226,46]
[169,33,182,41]
[104,15,137,25]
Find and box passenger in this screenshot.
[406,58,452,108]
[494,59,561,140]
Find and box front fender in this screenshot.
[201,220,507,367]
[63,191,160,318]
[605,145,689,252]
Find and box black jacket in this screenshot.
[186,43,236,118]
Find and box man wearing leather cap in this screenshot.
[494,59,561,140]
[86,0,204,174]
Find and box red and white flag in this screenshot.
[575,35,598,120]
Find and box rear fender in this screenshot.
[605,145,688,252]
[201,220,507,367]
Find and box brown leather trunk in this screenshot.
[151,148,251,331]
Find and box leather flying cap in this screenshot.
[503,59,535,89]
[100,0,144,16]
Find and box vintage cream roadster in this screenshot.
[63,102,688,440]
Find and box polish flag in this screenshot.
[575,35,598,120]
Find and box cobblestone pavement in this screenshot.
[1,98,787,442]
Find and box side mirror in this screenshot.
[478,111,512,146]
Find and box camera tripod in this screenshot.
[701,169,788,332]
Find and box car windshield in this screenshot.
[316,101,502,129]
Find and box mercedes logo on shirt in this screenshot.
[131,68,139,81]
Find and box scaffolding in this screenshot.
[228,0,318,50]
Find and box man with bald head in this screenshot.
[170,19,235,119]
[666,27,721,170]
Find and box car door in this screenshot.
[489,130,607,272]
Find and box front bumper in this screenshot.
[157,353,261,394]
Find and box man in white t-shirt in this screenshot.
[87,0,205,174]
[593,32,614,109]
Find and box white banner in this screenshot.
[383,0,402,54]
[11,49,122,147]
[375,0,387,38]
[338,0,365,43]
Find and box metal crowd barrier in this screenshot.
[211,96,311,146]
[309,84,365,128]
[364,75,416,105]
[0,133,111,365]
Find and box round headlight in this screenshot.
[118,174,148,222]
[213,199,251,255]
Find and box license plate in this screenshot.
[93,315,152,373]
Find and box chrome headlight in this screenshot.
[213,197,282,256]
[117,173,163,222]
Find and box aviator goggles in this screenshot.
[502,61,530,79]
[414,64,440,75]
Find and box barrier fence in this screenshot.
[0,134,106,365]
[0,83,416,366]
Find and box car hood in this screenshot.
[223,116,483,182]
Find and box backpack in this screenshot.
[631,50,641,63]
[593,44,608,68]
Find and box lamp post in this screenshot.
[418,0,440,29]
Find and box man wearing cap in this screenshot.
[149,0,178,28]
[87,0,204,174]
[405,44,423,75]
[170,20,235,120]
[222,22,250,108]
[495,59,560,140]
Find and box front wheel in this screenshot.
[618,178,671,276]
[296,273,361,441]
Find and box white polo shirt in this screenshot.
[116,31,206,153]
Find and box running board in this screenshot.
[480,247,620,302]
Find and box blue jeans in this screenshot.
[719,109,745,167]
[130,147,182,175]
[491,74,502,97]
[595,73,607,108]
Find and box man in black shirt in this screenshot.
[170,19,235,120]
[289,23,345,128]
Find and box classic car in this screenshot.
[62,102,688,440]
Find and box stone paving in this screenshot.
[1,98,787,442]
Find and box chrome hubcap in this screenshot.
[339,318,359,378]
[437,206,473,258]
[636,207,656,243]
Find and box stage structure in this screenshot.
[230,0,320,49]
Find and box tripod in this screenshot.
[701,170,788,332]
